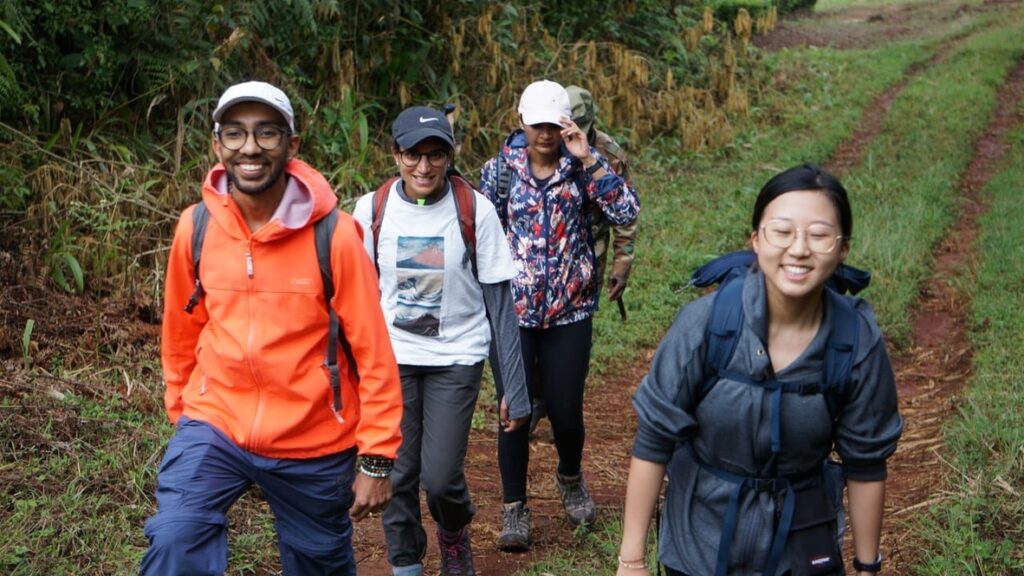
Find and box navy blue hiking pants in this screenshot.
[140,417,357,575]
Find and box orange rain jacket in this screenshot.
[161,159,402,460]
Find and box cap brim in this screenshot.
[395,127,455,150]
[213,96,294,131]
[520,110,567,126]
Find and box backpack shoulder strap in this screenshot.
[823,289,859,419]
[184,203,210,314]
[370,176,399,277]
[700,275,745,402]
[449,174,479,280]
[314,209,359,415]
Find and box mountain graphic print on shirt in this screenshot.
[394,236,444,337]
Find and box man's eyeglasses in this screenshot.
[399,149,449,168]
[216,126,290,151]
[760,221,844,254]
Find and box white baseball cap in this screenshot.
[518,80,571,126]
[212,81,295,132]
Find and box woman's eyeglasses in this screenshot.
[760,222,844,254]
[399,149,449,168]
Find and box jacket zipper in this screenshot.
[244,239,264,450]
[539,178,551,326]
[245,244,254,279]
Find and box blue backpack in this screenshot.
[691,249,869,424]
[677,250,870,576]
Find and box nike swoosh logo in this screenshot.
[419,117,439,123]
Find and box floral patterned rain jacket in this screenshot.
[479,130,640,328]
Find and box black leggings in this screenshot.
[494,318,592,502]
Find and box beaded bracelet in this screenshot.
[358,455,394,478]
[618,556,646,570]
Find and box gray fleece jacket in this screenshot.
[631,268,903,575]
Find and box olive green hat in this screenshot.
[566,85,596,139]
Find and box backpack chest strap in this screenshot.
[682,443,806,576]
[718,370,827,454]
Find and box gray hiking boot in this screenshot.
[556,472,597,526]
[437,525,475,576]
[497,501,531,551]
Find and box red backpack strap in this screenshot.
[449,174,478,280]
[371,176,399,277]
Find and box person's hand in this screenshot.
[500,396,529,432]
[616,565,650,576]
[349,473,391,522]
[559,116,594,162]
[607,273,627,301]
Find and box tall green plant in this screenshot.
[46,222,85,294]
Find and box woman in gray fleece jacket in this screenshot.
[616,164,903,576]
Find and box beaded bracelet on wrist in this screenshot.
[617,555,646,570]
[358,455,394,478]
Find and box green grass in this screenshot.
[839,19,1024,343]
[907,126,1024,575]
[589,39,934,373]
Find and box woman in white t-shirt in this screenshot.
[352,105,529,576]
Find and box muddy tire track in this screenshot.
[877,57,1024,573]
[826,35,964,176]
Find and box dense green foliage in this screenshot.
[0,0,755,132]
[712,0,812,22]
[0,0,771,296]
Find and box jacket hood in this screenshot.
[200,158,338,242]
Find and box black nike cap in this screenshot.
[391,106,455,150]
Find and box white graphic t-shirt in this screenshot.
[353,180,518,366]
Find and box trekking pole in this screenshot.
[617,297,627,322]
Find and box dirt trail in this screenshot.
[355,3,1024,575]
[351,363,645,575]
[876,57,1024,573]
[807,3,1024,569]
[825,35,964,175]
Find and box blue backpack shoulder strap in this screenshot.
[822,288,859,419]
[701,275,745,400]
[184,203,210,314]
[313,209,358,414]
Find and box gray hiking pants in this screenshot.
[383,362,483,567]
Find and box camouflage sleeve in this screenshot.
[596,132,638,281]
[611,218,637,281]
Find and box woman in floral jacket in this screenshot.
[479,79,640,551]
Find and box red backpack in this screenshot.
[370,173,479,279]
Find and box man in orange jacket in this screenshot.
[141,81,403,575]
